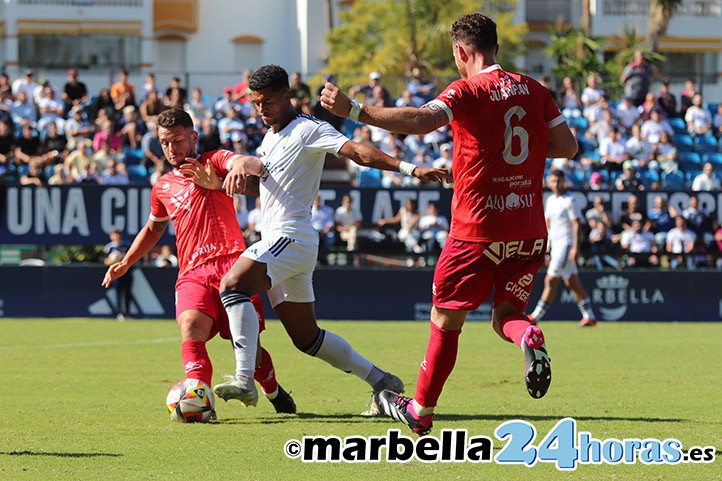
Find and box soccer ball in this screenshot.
[166,378,215,423]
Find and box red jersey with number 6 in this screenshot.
[428,64,565,242]
[149,149,245,278]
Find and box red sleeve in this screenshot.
[432,79,473,122]
[201,149,238,176]
[149,182,169,221]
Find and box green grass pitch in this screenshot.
[1,318,720,480]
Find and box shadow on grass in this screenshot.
[215,412,686,425]
[1,451,122,458]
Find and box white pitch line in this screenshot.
[0,337,179,350]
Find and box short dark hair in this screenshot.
[157,108,194,129]
[249,65,289,92]
[450,13,498,53]
[550,169,565,179]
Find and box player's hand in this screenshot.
[319,82,352,118]
[223,160,249,196]
[569,247,578,262]
[102,262,130,288]
[412,167,452,184]
[178,158,223,191]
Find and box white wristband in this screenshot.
[349,99,362,121]
[398,160,416,176]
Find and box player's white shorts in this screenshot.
[241,235,318,307]
[547,242,578,280]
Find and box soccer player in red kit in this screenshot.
[102,108,295,415]
[321,13,578,434]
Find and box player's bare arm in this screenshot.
[547,122,578,159]
[320,82,448,135]
[101,218,168,288]
[570,218,580,261]
[178,157,223,190]
[339,140,451,184]
[223,155,262,196]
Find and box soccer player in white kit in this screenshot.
[196,65,450,411]
[529,169,597,327]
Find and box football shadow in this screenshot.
[437,413,686,423]
[0,451,123,458]
[214,412,395,425]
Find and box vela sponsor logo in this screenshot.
[483,238,545,265]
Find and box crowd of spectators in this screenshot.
[0,63,720,268]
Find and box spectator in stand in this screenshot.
[0,73,10,92]
[93,119,123,154]
[653,130,678,174]
[289,72,312,115]
[396,89,416,109]
[587,221,621,270]
[585,195,613,230]
[15,124,41,165]
[378,197,424,254]
[692,162,721,192]
[118,105,145,149]
[100,158,129,185]
[89,88,116,123]
[685,92,713,137]
[418,202,449,253]
[715,223,722,268]
[64,139,93,182]
[713,103,722,138]
[245,197,263,244]
[311,194,336,264]
[40,121,68,165]
[142,72,163,99]
[616,160,644,191]
[64,106,94,149]
[647,195,677,246]
[217,107,246,152]
[185,87,212,125]
[638,91,662,122]
[140,121,164,170]
[615,96,640,133]
[139,89,165,124]
[666,216,697,269]
[11,90,37,132]
[197,117,221,154]
[334,194,362,252]
[11,70,39,104]
[682,194,711,239]
[656,77,678,119]
[349,72,393,107]
[641,108,673,144]
[586,108,614,146]
[61,69,88,114]
[599,125,626,172]
[620,219,659,267]
[36,84,65,132]
[47,163,67,185]
[381,143,411,188]
[588,171,609,190]
[559,76,582,118]
[0,120,16,170]
[153,245,179,268]
[620,50,653,107]
[231,69,252,103]
[620,194,651,232]
[625,123,656,171]
[679,79,697,116]
[406,67,436,106]
[214,87,237,121]
[110,69,136,111]
[19,158,46,186]
[581,74,605,123]
[164,76,188,107]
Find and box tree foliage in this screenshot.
[604,24,666,81]
[545,24,604,82]
[323,0,527,90]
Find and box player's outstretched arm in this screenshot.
[320,82,447,135]
[223,155,263,196]
[101,219,168,288]
[339,140,451,185]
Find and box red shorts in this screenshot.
[433,237,547,312]
[175,254,265,340]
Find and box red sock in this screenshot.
[254,347,279,395]
[500,312,532,347]
[414,322,461,409]
[181,340,213,385]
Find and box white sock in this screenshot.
[220,291,259,381]
[305,329,374,385]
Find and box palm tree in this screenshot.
[647,0,683,53]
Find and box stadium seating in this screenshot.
[668,117,686,134]
[685,170,702,187]
[567,169,585,188]
[567,116,589,130]
[694,135,718,154]
[674,134,695,152]
[639,170,660,189]
[123,147,144,165]
[702,152,722,166]
[355,168,382,187]
[126,164,148,185]
[662,171,686,190]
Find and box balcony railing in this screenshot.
[603,0,721,17]
[17,0,143,6]
[525,0,573,23]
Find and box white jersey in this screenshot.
[545,192,578,246]
[256,114,349,244]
